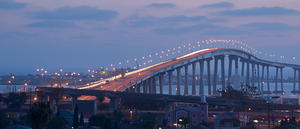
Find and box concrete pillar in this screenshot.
[221,56,226,90]
[137,84,141,93]
[109,98,119,111]
[275,67,279,93]
[246,61,250,86]
[199,60,204,95]
[280,67,283,93]
[148,78,152,94]
[72,95,78,112]
[252,62,255,87]
[293,68,297,92]
[298,69,300,92]
[261,65,265,92]
[213,57,219,94]
[267,66,270,92]
[159,73,164,94]
[184,65,189,95]
[143,81,147,94]
[228,56,233,86]
[153,77,157,94]
[241,60,245,84]
[176,67,181,95]
[234,57,239,76]
[192,62,196,95]
[206,58,212,95]
[257,64,260,91]
[168,70,173,95]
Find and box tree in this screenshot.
[73,104,79,129]
[0,110,12,128]
[46,116,68,129]
[29,102,53,129]
[79,112,84,126]
[88,114,107,127]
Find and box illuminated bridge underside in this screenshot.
[80,48,300,95]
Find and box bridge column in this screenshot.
[267,65,271,93]
[241,60,245,85]
[227,56,233,86]
[293,68,297,93]
[136,84,141,93]
[213,56,219,94]
[246,61,250,86]
[280,67,284,94]
[159,73,164,94]
[192,62,196,95]
[221,56,226,90]
[199,59,204,95]
[143,81,147,94]
[251,62,255,87]
[168,70,173,95]
[261,65,265,92]
[148,78,152,94]
[274,67,279,94]
[151,77,156,94]
[257,64,260,92]
[176,67,181,95]
[206,58,212,95]
[234,57,239,78]
[72,95,78,112]
[298,69,300,93]
[184,64,189,95]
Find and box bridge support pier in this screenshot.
[136,84,141,93]
[143,81,147,94]
[184,65,189,95]
[192,62,196,95]
[293,68,297,93]
[280,67,284,94]
[228,56,233,86]
[267,65,271,93]
[176,67,181,95]
[274,67,279,94]
[151,77,156,94]
[221,56,225,90]
[261,65,265,92]
[159,73,164,94]
[257,64,260,92]
[298,69,300,93]
[246,61,250,86]
[72,95,78,112]
[251,62,255,87]
[213,56,219,94]
[168,70,173,95]
[241,60,245,85]
[109,98,120,111]
[199,60,204,95]
[206,58,212,95]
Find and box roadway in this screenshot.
[78,48,219,92]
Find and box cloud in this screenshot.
[31,6,118,21]
[200,2,234,8]
[0,0,26,10]
[125,15,205,28]
[26,21,77,28]
[147,3,176,8]
[218,7,300,16]
[152,24,217,35]
[241,22,300,31]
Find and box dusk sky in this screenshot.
[1,0,300,75]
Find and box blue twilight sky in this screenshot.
[0,0,300,75]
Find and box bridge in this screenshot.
[78,48,300,96]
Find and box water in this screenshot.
[146,83,297,97]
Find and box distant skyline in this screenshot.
[1,0,300,75]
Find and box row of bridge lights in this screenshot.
[94,40,297,72]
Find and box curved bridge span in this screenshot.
[79,48,300,95]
